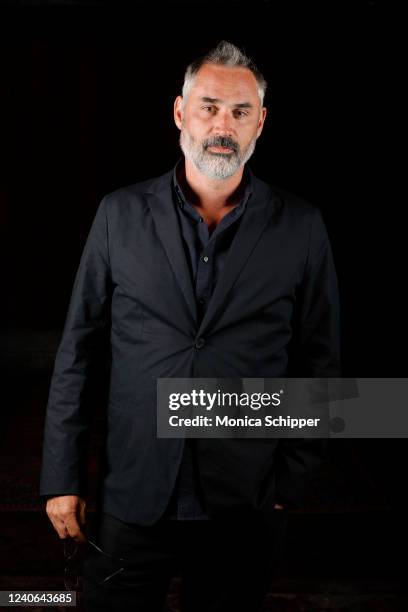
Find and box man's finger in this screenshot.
[48,516,70,539]
[64,515,87,543]
[78,502,86,526]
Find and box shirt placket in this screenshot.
[170,166,251,521]
[196,221,213,321]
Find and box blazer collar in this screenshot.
[144,160,281,336]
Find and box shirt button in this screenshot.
[198,298,205,305]
[195,338,206,349]
[199,217,203,223]
[203,256,209,263]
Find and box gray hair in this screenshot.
[181,40,267,107]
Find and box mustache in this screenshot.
[203,136,239,154]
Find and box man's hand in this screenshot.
[46,495,87,543]
[273,503,285,510]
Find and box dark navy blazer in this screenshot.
[39,161,341,525]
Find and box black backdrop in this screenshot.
[0,0,406,601]
[1,1,405,376]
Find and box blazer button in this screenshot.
[195,337,206,349]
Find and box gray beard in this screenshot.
[179,129,257,180]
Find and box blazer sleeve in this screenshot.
[273,207,341,509]
[39,196,112,498]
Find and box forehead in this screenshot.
[188,63,260,103]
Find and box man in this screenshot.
[40,40,340,611]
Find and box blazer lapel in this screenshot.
[196,177,280,338]
[145,171,198,325]
[144,166,281,337]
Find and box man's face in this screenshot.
[174,63,267,180]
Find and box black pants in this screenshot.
[82,509,288,612]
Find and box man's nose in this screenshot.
[212,110,234,134]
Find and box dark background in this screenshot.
[0,1,406,609]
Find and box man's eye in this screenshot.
[234,110,248,118]
[202,106,214,112]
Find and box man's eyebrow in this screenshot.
[200,96,254,109]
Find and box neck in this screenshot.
[180,157,246,211]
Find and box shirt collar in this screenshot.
[172,156,254,213]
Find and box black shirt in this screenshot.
[165,157,253,520]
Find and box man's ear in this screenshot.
[174,96,184,130]
[256,106,267,138]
